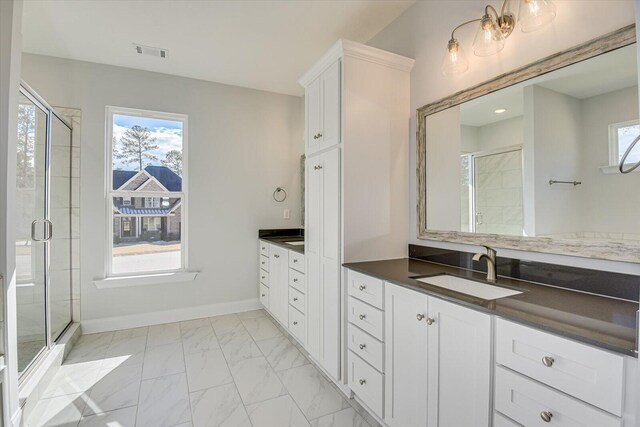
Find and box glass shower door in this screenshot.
[16,92,48,374]
[49,115,73,341]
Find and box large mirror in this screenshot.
[417,25,640,262]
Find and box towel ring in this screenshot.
[273,187,287,202]
[619,134,640,174]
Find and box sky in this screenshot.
[112,114,183,171]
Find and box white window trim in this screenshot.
[104,106,190,280]
[608,119,640,166]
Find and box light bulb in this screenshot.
[441,39,469,75]
[472,15,505,57]
[519,0,556,32]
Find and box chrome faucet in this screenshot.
[473,246,497,282]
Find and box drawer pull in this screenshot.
[359,379,366,385]
[274,254,280,258]
[293,297,298,302]
[359,284,366,291]
[540,411,553,423]
[542,356,555,367]
[416,314,425,321]
[261,246,265,250]
[261,276,265,279]
[293,321,298,325]
[261,261,265,265]
[359,343,366,350]
[293,259,298,263]
[426,317,435,325]
[261,294,266,297]
[293,278,298,282]
[358,314,366,320]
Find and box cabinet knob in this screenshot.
[426,317,435,325]
[293,321,298,325]
[540,411,553,423]
[313,165,323,170]
[261,276,265,279]
[261,294,266,297]
[416,314,425,321]
[358,379,366,385]
[293,278,298,282]
[318,133,322,138]
[542,356,555,367]
[359,343,366,350]
[293,297,298,302]
[293,259,298,263]
[274,254,280,258]
[358,285,366,291]
[358,314,366,320]
[261,246,265,250]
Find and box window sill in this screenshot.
[599,165,640,174]
[93,271,199,289]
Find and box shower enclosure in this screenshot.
[15,84,73,377]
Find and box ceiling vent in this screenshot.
[134,44,168,59]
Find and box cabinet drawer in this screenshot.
[260,255,269,272]
[496,319,624,416]
[259,284,269,309]
[495,366,621,427]
[347,270,384,309]
[348,323,383,372]
[494,412,522,427]
[289,269,305,294]
[348,297,384,341]
[288,306,306,345]
[259,241,269,257]
[260,271,269,286]
[289,287,305,314]
[289,251,305,273]
[349,351,383,419]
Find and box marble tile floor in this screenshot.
[25,309,380,427]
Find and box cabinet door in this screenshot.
[305,155,322,360]
[427,297,491,427]
[384,284,429,427]
[318,148,341,379]
[269,245,289,325]
[306,77,322,154]
[320,60,340,151]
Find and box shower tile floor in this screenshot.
[26,309,379,427]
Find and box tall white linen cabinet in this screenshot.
[299,40,414,383]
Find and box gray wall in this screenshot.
[21,53,304,325]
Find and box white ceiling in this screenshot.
[21,0,414,96]
[461,44,637,127]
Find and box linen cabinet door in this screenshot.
[319,60,340,151]
[306,77,322,154]
[269,245,289,326]
[384,284,429,427]
[305,154,322,360]
[427,297,491,427]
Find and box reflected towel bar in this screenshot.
[549,180,582,186]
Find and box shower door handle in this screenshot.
[31,219,53,242]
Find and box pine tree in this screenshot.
[162,150,183,176]
[114,125,159,170]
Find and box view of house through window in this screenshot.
[108,108,186,275]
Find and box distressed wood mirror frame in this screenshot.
[416,24,639,263]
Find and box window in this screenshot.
[107,106,187,276]
[609,119,640,166]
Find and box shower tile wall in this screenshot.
[57,108,81,323]
[474,150,524,236]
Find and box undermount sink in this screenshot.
[414,275,522,300]
[284,241,304,246]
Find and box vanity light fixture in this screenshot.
[494,108,507,114]
[442,0,556,75]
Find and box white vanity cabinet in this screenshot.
[384,282,491,427]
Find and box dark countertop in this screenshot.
[344,258,639,357]
[260,236,305,254]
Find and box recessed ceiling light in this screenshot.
[494,108,507,114]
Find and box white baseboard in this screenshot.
[80,298,261,334]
